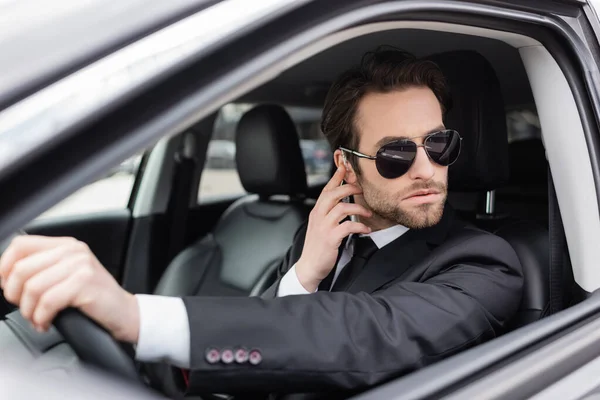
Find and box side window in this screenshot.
[507,108,541,143]
[289,106,332,187]
[504,107,546,192]
[197,104,250,203]
[36,154,144,220]
[197,104,332,203]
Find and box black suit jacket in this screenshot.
[182,206,523,396]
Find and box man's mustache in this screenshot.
[402,181,448,196]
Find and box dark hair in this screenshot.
[320,47,451,173]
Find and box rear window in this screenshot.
[198,103,332,203]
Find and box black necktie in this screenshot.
[330,236,378,292]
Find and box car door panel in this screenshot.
[25,209,131,279]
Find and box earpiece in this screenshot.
[342,152,349,167]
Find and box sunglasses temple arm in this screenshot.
[339,147,376,160]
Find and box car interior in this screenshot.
[0,18,578,399]
[148,31,566,317]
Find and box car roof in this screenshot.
[0,0,215,110]
[242,28,534,108]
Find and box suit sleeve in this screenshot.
[183,233,523,394]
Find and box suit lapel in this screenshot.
[346,204,456,294]
[345,231,429,294]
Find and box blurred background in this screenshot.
[37,105,540,220]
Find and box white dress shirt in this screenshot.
[277,224,409,295]
[134,224,409,368]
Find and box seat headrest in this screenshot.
[236,104,307,196]
[425,51,509,191]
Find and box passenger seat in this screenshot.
[428,50,551,331]
[153,104,311,298]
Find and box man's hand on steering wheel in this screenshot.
[0,235,139,343]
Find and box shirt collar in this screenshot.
[346,224,410,250]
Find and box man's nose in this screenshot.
[407,146,435,180]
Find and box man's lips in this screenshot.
[403,189,441,200]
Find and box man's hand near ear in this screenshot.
[294,163,372,292]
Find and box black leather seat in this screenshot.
[495,220,549,328]
[495,138,550,328]
[507,138,548,195]
[497,138,548,224]
[428,50,550,330]
[154,104,311,298]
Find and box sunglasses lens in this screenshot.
[425,130,461,166]
[375,141,417,179]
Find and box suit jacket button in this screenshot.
[221,348,234,364]
[234,348,249,364]
[249,349,262,365]
[205,348,220,364]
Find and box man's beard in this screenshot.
[359,178,447,229]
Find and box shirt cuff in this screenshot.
[134,294,191,368]
[277,263,314,296]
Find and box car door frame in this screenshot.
[20,150,149,280]
[2,0,600,397]
[352,291,600,400]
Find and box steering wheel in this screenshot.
[0,231,140,383]
[53,308,140,383]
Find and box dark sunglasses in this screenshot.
[339,129,462,179]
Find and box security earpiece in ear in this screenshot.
[342,152,349,167]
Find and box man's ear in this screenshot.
[333,149,358,184]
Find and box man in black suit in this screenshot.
[0,48,523,397]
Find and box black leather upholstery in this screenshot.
[495,221,549,329]
[429,50,549,330]
[426,51,509,192]
[236,104,307,197]
[496,139,549,224]
[508,139,547,188]
[155,105,310,299]
[497,138,550,327]
[156,196,308,297]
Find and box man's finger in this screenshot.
[2,244,74,306]
[333,220,372,239]
[316,184,363,216]
[19,255,82,320]
[326,203,372,224]
[0,236,75,282]
[31,273,82,331]
[322,163,346,192]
